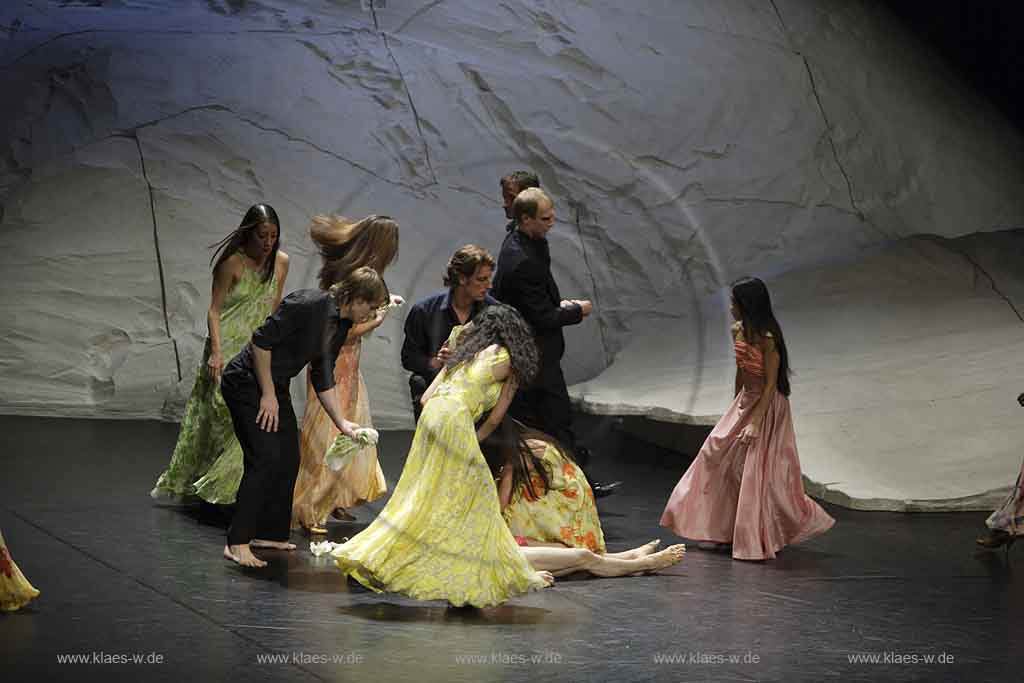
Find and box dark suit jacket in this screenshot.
[492,229,583,386]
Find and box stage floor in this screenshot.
[1,414,1019,681]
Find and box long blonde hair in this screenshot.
[310,214,399,289]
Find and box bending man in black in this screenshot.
[491,187,620,497]
[401,244,497,420]
[220,266,389,567]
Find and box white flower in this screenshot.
[310,540,346,557]
[324,428,379,471]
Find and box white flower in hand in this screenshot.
[324,428,380,471]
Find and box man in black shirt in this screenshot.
[492,187,620,497]
[401,245,497,420]
[220,266,388,567]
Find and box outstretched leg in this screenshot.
[521,544,685,578]
[518,538,661,560]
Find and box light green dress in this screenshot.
[150,261,276,503]
[333,347,547,607]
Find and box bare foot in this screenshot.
[608,539,662,560]
[636,539,662,557]
[642,544,686,573]
[250,539,297,550]
[225,544,267,568]
[534,570,555,587]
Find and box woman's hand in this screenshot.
[257,393,279,432]
[428,342,451,371]
[367,307,388,330]
[207,352,224,383]
[737,423,759,444]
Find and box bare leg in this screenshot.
[604,539,661,560]
[521,544,685,578]
[250,539,297,550]
[517,538,661,560]
[224,544,268,568]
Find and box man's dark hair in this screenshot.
[500,170,540,191]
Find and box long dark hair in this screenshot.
[480,416,573,501]
[445,304,539,385]
[731,276,791,396]
[310,214,399,289]
[209,203,280,283]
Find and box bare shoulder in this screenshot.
[215,252,244,280]
[276,250,290,266]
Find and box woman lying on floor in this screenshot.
[480,415,685,577]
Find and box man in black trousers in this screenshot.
[220,266,388,567]
[492,187,620,497]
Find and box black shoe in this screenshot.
[591,480,622,498]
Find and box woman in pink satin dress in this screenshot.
[660,277,834,561]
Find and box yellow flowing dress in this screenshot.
[503,440,606,553]
[0,530,40,611]
[333,346,546,607]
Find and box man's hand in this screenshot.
[561,299,592,316]
[257,393,279,432]
[339,419,360,439]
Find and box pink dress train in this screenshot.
[660,335,834,560]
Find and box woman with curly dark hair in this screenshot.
[332,305,556,606]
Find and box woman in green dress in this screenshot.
[333,305,555,606]
[151,204,289,503]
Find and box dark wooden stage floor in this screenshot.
[1,414,1019,681]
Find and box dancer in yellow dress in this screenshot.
[1,530,39,611]
[333,305,554,606]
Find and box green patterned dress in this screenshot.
[151,262,276,504]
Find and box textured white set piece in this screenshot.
[1,1,1023,510]
[572,234,1024,511]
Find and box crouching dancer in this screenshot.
[220,266,389,567]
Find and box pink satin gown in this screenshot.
[660,335,834,560]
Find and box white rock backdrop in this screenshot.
[2,0,1023,479]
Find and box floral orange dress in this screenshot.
[1,530,39,611]
[502,440,606,553]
